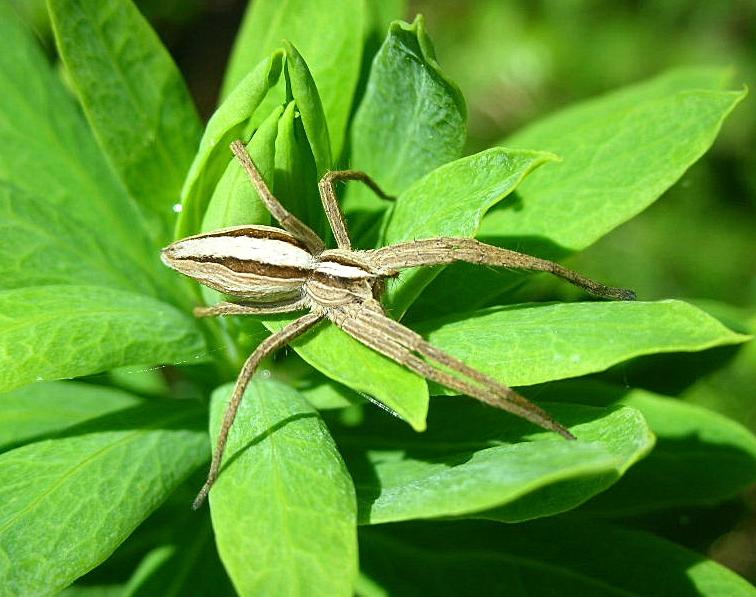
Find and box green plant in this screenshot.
[0,0,753,595]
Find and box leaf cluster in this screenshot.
[0,1,753,595]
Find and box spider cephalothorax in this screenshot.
[162,140,635,509]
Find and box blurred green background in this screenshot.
[15,0,755,581]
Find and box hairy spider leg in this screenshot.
[330,305,575,440]
[367,237,636,301]
[192,312,323,509]
[317,169,395,250]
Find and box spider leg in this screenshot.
[318,169,394,251]
[230,140,325,254]
[329,305,575,440]
[193,299,308,318]
[365,237,635,301]
[192,311,324,509]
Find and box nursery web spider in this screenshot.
[161,140,635,509]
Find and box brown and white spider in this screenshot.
[161,140,635,509]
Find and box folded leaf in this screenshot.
[283,42,332,176]
[222,0,364,159]
[359,519,755,596]
[330,399,652,524]
[417,300,749,390]
[48,0,202,239]
[0,381,142,452]
[177,51,284,238]
[347,17,466,232]
[273,100,324,238]
[0,285,207,393]
[208,380,357,597]
[201,107,280,232]
[0,400,207,596]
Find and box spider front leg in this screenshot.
[318,169,394,250]
[366,237,636,301]
[192,311,324,509]
[230,140,325,253]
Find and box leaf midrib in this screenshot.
[0,408,196,536]
[77,1,186,185]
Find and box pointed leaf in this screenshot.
[201,106,281,232]
[331,400,652,524]
[208,380,357,596]
[272,100,324,238]
[0,381,142,452]
[383,147,557,315]
[0,285,207,393]
[222,0,364,159]
[416,68,747,319]
[0,400,207,596]
[347,17,466,230]
[482,67,746,254]
[417,300,749,390]
[359,519,756,597]
[284,41,332,176]
[48,0,202,237]
[177,51,284,238]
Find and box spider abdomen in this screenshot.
[160,225,314,301]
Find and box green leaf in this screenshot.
[177,51,284,238]
[0,381,142,452]
[201,106,281,232]
[273,101,324,238]
[347,16,466,229]
[538,382,756,515]
[0,400,207,596]
[359,519,756,597]
[48,0,202,237]
[482,67,746,255]
[416,300,749,391]
[414,68,746,320]
[264,318,429,431]
[60,586,125,597]
[283,41,332,176]
[0,182,176,301]
[296,372,361,411]
[383,147,557,315]
[330,399,651,524]
[0,4,169,296]
[222,0,365,159]
[208,380,357,597]
[0,285,207,393]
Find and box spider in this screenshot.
[161,140,635,509]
